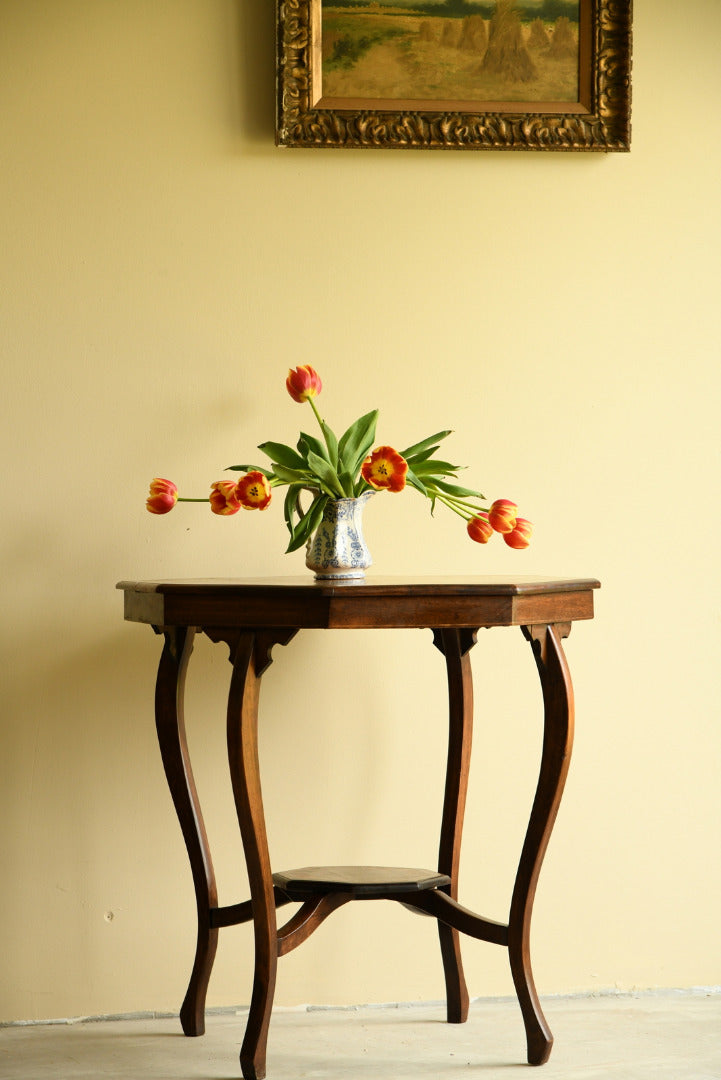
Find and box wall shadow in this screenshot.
[233,0,277,143]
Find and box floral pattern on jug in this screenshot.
[305,492,373,579]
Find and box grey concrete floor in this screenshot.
[1,993,719,1080]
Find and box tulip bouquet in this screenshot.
[146,365,532,554]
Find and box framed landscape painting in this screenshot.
[276,0,632,150]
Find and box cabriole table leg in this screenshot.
[433,627,477,1025]
[509,623,574,1065]
[154,626,219,1037]
[224,632,279,1080]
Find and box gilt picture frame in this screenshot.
[276,0,632,151]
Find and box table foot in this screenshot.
[240,968,275,1080]
[239,1057,266,1080]
[508,924,554,1064]
[438,921,469,1022]
[527,1028,554,1066]
[178,928,219,1036]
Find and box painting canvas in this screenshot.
[320,0,581,107]
[276,0,632,150]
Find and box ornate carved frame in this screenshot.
[276,0,632,151]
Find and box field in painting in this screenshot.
[321,4,579,103]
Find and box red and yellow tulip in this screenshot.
[467,513,494,544]
[146,478,178,515]
[286,365,322,404]
[503,517,533,549]
[488,498,518,534]
[361,446,408,493]
[209,481,241,516]
[235,470,272,511]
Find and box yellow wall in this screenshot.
[1,0,720,1023]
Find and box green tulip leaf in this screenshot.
[337,409,378,476]
[338,469,355,498]
[258,441,307,470]
[320,421,339,469]
[285,494,328,553]
[428,478,484,499]
[271,464,315,485]
[411,459,462,476]
[283,483,304,533]
[226,463,274,477]
[298,431,329,465]
[404,444,441,464]
[306,450,345,498]
[405,466,428,497]
[401,430,452,460]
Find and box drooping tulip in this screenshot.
[146,478,178,514]
[467,513,493,544]
[488,498,518,534]
[503,517,533,549]
[210,481,241,516]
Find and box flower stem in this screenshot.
[308,395,345,497]
[308,396,334,456]
[432,491,487,521]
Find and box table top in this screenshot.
[117,576,600,630]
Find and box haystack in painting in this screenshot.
[547,16,577,59]
[459,14,487,54]
[418,19,436,43]
[527,17,551,51]
[441,19,462,48]
[481,1,537,83]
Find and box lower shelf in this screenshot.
[272,865,452,900]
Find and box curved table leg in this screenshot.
[225,633,278,1080]
[510,623,574,1066]
[154,626,219,1037]
[433,628,477,1025]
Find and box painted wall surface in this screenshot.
[1,0,720,1022]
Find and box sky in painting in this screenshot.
[347,0,547,6]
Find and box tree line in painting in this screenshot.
[324,0,578,21]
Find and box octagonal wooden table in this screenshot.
[117,575,599,1080]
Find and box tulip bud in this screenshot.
[488,498,518,534]
[146,478,178,515]
[467,513,493,544]
[503,518,533,549]
[286,365,322,403]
